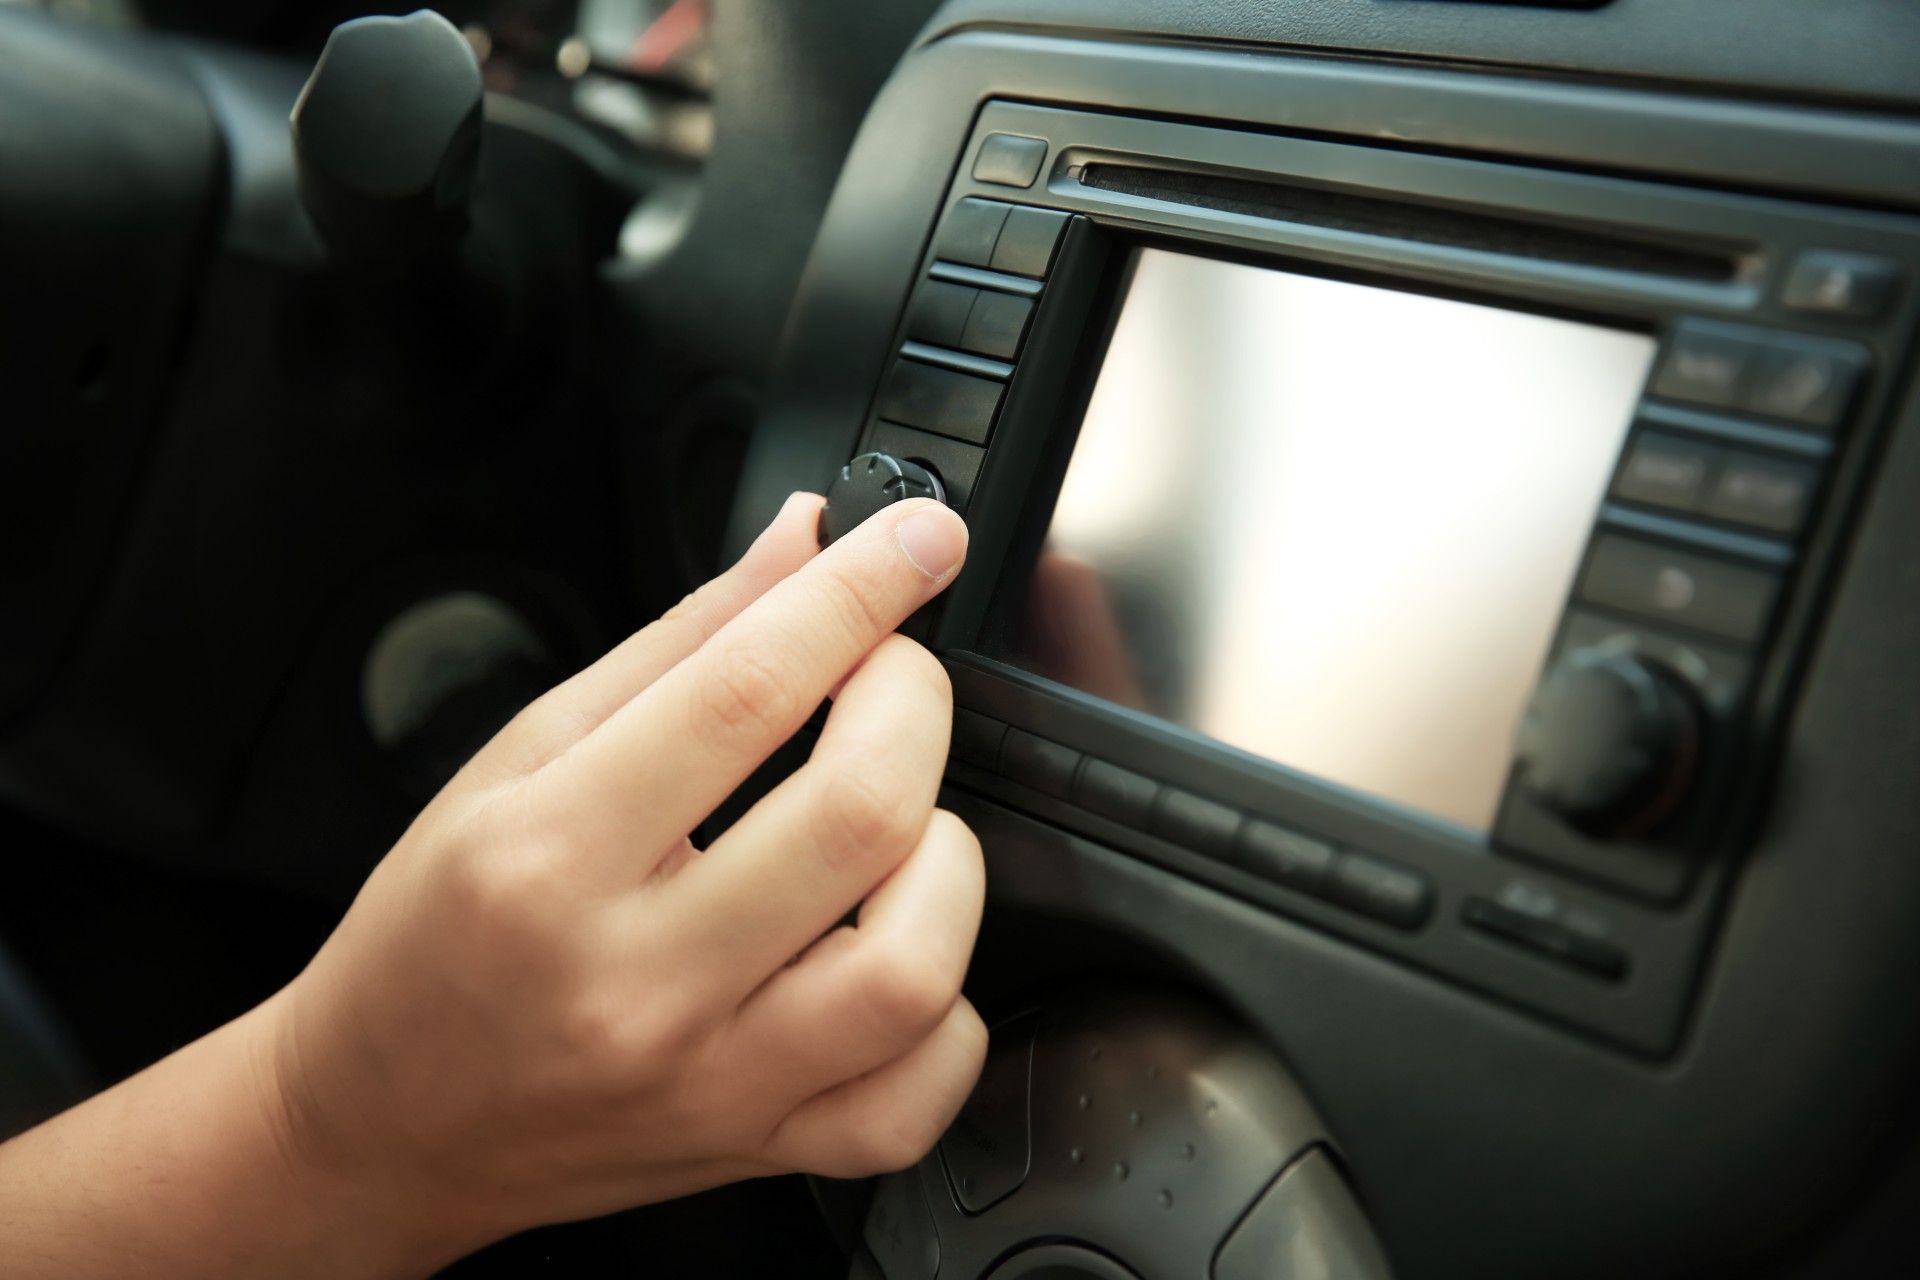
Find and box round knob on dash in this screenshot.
[1514,648,1704,838]
[818,451,948,547]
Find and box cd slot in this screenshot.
[1076,160,1743,284]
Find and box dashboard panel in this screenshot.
[729,16,1920,1279]
[3,0,1919,1275]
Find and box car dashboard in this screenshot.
[2,1,1918,1277]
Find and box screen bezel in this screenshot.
[975,241,1661,836]
[925,219,1663,848]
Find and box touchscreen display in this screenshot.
[1002,249,1656,833]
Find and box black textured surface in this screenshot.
[869,991,1366,1279]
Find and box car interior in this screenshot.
[3,1,1919,1276]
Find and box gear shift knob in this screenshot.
[291,9,483,262]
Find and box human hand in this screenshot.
[268,494,985,1269]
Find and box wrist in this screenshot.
[250,984,488,1277]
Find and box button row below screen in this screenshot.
[951,711,1435,932]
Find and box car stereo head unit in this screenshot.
[805,102,1920,1056]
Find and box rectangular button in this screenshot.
[950,709,1006,770]
[1463,899,1629,981]
[1782,250,1901,321]
[1611,432,1720,514]
[1237,821,1336,895]
[875,359,1004,445]
[905,279,977,349]
[935,197,1011,268]
[1327,852,1433,930]
[960,290,1035,361]
[1579,535,1780,644]
[989,206,1069,278]
[1075,758,1159,829]
[1150,788,1242,858]
[1000,729,1080,800]
[865,422,985,513]
[1649,322,1766,410]
[1704,452,1818,536]
[1743,335,1867,431]
[972,133,1049,189]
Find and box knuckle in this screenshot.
[559,992,630,1064]
[658,585,707,626]
[496,694,585,766]
[812,765,923,873]
[659,577,726,638]
[856,945,959,1040]
[853,1110,945,1176]
[696,645,798,745]
[450,846,552,938]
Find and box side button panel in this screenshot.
[1578,535,1781,644]
[1743,335,1868,431]
[1648,321,1765,410]
[934,197,1010,268]
[1611,432,1720,515]
[960,290,1035,360]
[905,279,978,349]
[989,206,1069,277]
[1704,452,1818,536]
[876,359,1005,446]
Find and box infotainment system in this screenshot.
[788,99,1920,1056]
[998,248,1655,833]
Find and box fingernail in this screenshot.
[895,505,968,582]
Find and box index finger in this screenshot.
[543,498,968,860]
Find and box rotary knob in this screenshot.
[818,452,947,547]
[1514,649,1703,838]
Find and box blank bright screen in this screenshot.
[1006,250,1655,832]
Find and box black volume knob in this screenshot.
[818,452,947,547]
[1514,649,1703,838]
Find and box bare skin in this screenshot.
[0,493,986,1279]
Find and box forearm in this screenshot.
[0,992,460,1280]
